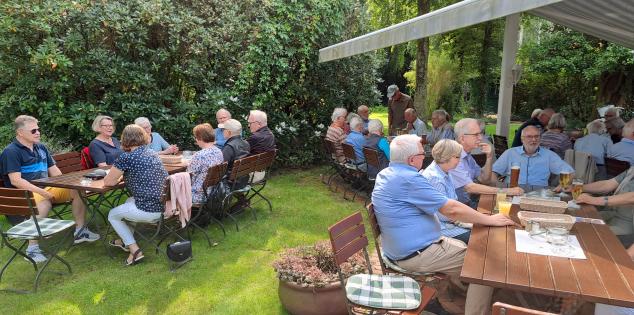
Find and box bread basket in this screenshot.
[159,155,183,164]
[517,211,575,231]
[519,197,567,214]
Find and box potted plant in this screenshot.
[272,240,367,315]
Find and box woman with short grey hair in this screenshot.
[421,139,471,243]
[134,117,178,155]
[540,113,572,158]
[326,107,348,163]
[574,119,613,166]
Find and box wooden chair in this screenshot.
[49,152,83,219]
[362,147,380,180]
[472,153,487,168]
[247,150,276,213]
[605,157,630,177]
[188,162,228,247]
[223,155,259,231]
[328,212,436,315]
[365,204,448,284]
[322,138,352,188]
[0,187,75,293]
[493,135,508,158]
[492,302,556,315]
[341,142,369,202]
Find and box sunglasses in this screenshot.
[29,128,40,134]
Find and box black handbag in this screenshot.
[166,241,192,263]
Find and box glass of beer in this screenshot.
[510,162,520,188]
[572,179,583,200]
[495,190,507,213]
[559,171,572,190]
[498,199,512,217]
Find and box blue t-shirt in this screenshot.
[89,138,123,166]
[371,163,449,260]
[0,140,55,187]
[149,132,170,152]
[114,146,168,213]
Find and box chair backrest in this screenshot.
[160,177,171,204]
[605,157,630,177]
[493,135,508,158]
[252,150,276,173]
[471,153,487,168]
[0,187,37,217]
[203,162,228,190]
[328,211,371,270]
[322,137,334,155]
[341,142,358,162]
[366,204,389,274]
[228,155,258,182]
[492,302,555,315]
[53,151,82,174]
[363,147,380,169]
[80,147,94,170]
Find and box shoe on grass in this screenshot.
[74,228,100,244]
[24,249,48,263]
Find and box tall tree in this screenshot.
[414,0,430,117]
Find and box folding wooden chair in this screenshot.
[247,150,276,213]
[493,135,508,158]
[492,302,555,315]
[323,139,355,190]
[190,162,228,244]
[48,152,83,220]
[0,187,75,293]
[328,212,436,315]
[223,155,259,231]
[341,142,369,201]
[605,157,630,177]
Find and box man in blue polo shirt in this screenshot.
[345,116,367,171]
[493,125,574,188]
[372,134,515,315]
[0,115,99,263]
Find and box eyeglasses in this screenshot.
[463,132,484,137]
[247,121,259,126]
[29,128,40,134]
[101,124,114,128]
[411,153,426,159]
[523,135,540,140]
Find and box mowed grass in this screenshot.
[369,107,521,145]
[0,167,364,314]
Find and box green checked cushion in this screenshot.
[345,274,421,310]
[6,217,75,240]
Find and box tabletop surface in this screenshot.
[31,162,188,193]
[460,194,634,308]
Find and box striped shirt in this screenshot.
[326,126,346,163]
[421,161,469,238]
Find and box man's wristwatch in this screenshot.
[604,196,609,206]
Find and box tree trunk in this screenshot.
[476,21,494,116]
[415,0,430,120]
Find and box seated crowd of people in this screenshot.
[0,109,276,265]
[324,90,634,313]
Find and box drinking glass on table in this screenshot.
[494,189,507,213]
[510,162,520,188]
[498,199,512,217]
[546,227,572,256]
[558,171,572,197]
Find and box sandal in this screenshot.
[125,249,145,266]
[109,239,130,252]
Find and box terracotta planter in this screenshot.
[278,279,348,315]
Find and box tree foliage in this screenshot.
[0,0,379,165]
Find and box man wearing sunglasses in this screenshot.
[0,115,99,263]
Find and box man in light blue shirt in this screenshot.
[493,125,574,187]
[345,116,367,171]
[372,134,515,315]
[451,119,523,207]
[404,108,428,137]
[607,119,634,165]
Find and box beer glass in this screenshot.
[572,180,583,200]
[495,190,507,213]
[559,171,572,191]
[510,162,520,188]
[498,199,512,216]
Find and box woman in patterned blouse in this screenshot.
[104,124,168,266]
[187,123,224,203]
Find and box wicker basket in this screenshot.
[159,155,182,164]
[519,197,568,214]
[517,211,575,231]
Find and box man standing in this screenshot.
[607,119,634,165]
[357,105,370,132]
[372,134,515,315]
[0,115,99,263]
[246,110,276,155]
[451,118,523,207]
[214,108,232,149]
[404,108,427,137]
[494,125,574,188]
[386,84,414,134]
[511,108,555,147]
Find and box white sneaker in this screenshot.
[74,228,100,244]
[24,250,48,263]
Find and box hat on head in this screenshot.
[387,84,398,99]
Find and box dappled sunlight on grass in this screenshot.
[29,300,81,315]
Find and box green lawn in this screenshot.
[0,167,363,314]
[369,106,521,145]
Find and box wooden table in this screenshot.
[461,194,634,308]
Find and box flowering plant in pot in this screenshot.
[272,240,366,315]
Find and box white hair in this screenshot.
[349,116,363,131]
[390,134,421,164]
[134,117,151,127]
[249,110,267,126]
[586,119,606,134]
[531,108,542,119]
[606,107,620,117]
[368,119,383,134]
[223,119,242,135]
[216,108,231,118]
[454,118,478,138]
[331,107,347,122]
